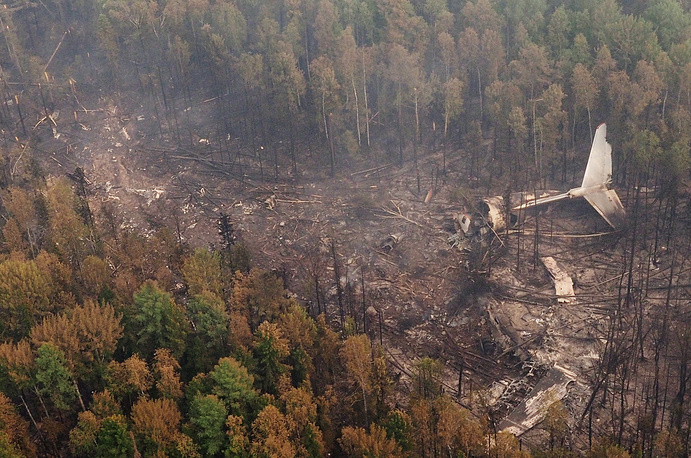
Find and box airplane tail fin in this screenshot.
[511,123,626,229]
[581,123,627,229]
[581,123,612,188]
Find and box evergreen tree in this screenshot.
[130,281,188,359]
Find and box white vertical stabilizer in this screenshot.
[581,124,612,188]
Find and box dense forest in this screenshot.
[1,0,691,456]
[3,0,691,189]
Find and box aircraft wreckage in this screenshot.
[453,124,628,439]
[456,123,626,242]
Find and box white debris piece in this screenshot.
[541,256,575,303]
[120,127,131,141]
[243,202,257,215]
[125,187,165,205]
[265,194,276,210]
[499,364,577,436]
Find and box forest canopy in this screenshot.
[1,0,689,189]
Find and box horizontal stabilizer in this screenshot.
[583,189,626,230]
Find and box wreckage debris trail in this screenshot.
[499,285,622,303]
[442,330,506,381]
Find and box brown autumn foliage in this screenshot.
[90,389,121,419]
[251,404,296,458]
[80,255,109,297]
[226,415,249,455]
[131,398,182,449]
[2,218,25,254]
[0,258,52,337]
[106,354,153,400]
[46,178,89,265]
[231,268,292,329]
[339,423,403,458]
[30,300,123,369]
[0,393,36,457]
[153,348,183,400]
[0,340,34,386]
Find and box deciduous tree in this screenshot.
[572,63,598,141]
[153,348,183,400]
[80,255,109,298]
[340,334,373,424]
[231,269,291,331]
[281,386,324,456]
[0,259,52,339]
[339,423,402,457]
[31,300,123,374]
[131,398,181,455]
[181,248,223,296]
[312,315,341,392]
[45,178,90,265]
[278,304,316,385]
[0,393,35,457]
[69,411,100,456]
[250,404,295,458]
[225,415,249,457]
[443,77,464,138]
[105,354,153,402]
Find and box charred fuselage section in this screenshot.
[456,191,563,238]
[452,192,563,271]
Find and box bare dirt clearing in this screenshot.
[35,94,505,391]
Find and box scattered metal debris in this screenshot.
[499,364,577,436]
[265,194,276,210]
[125,186,165,204]
[380,233,403,252]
